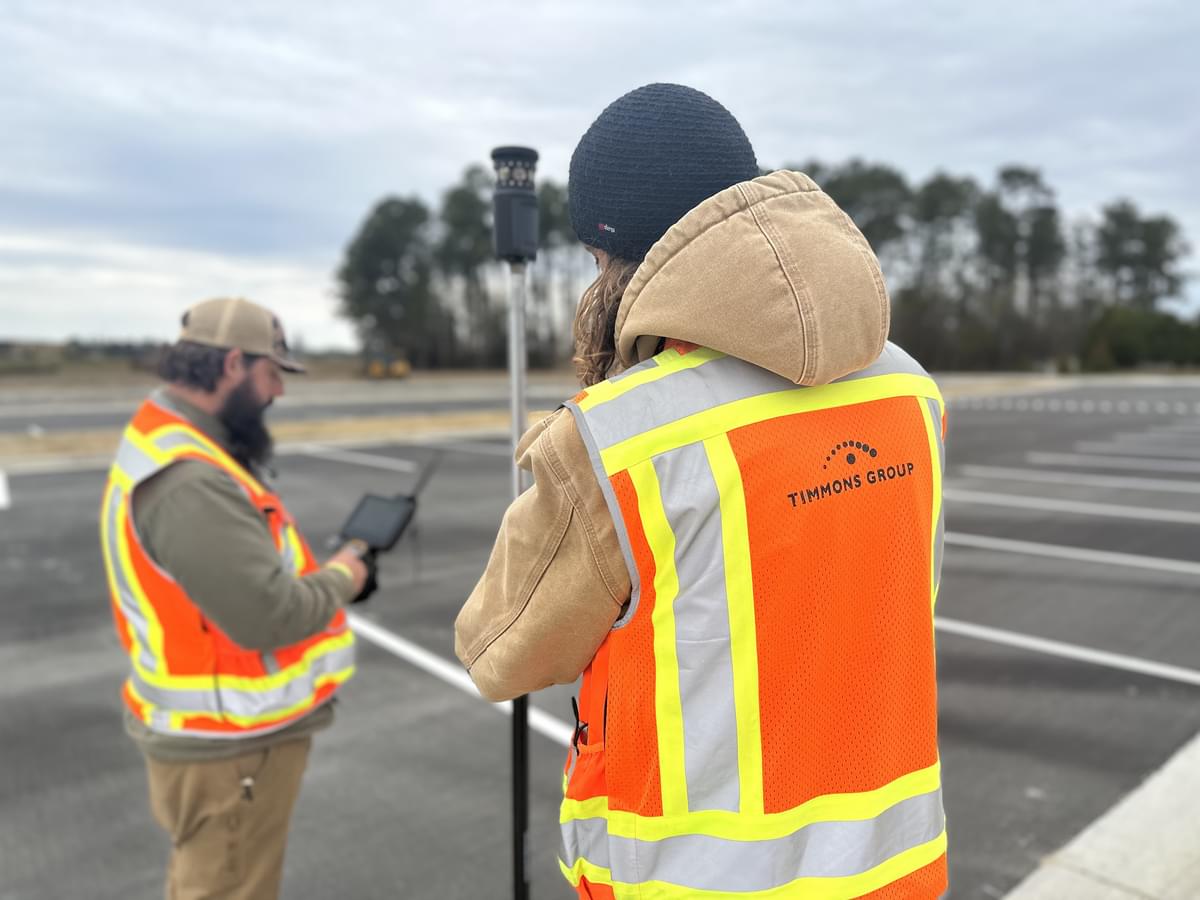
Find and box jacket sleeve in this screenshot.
[455,408,630,702]
[134,461,356,652]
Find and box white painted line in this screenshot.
[1027,451,1200,475]
[0,470,9,510]
[413,440,514,458]
[956,465,1200,495]
[347,612,573,747]
[946,531,1200,577]
[1075,441,1200,460]
[944,488,1200,525]
[295,443,419,473]
[936,618,1200,687]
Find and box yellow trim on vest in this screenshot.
[200,665,356,726]
[629,459,689,817]
[149,423,267,496]
[576,347,724,412]
[113,493,168,668]
[600,374,944,476]
[99,486,139,659]
[131,627,355,693]
[917,398,943,611]
[560,829,946,899]
[284,524,307,573]
[561,760,942,843]
[703,435,764,817]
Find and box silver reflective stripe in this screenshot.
[569,342,936,629]
[129,638,354,723]
[216,640,355,718]
[280,531,298,575]
[103,483,159,673]
[566,401,642,628]
[128,670,221,714]
[584,355,789,450]
[834,342,931,384]
[654,443,740,812]
[609,355,661,384]
[152,429,212,454]
[114,436,160,483]
[560,788,945,892]
[927,397,946,596]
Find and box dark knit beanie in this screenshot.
[568,83,759,262]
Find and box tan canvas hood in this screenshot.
[615,170,890,386]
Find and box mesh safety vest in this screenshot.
[559,342,947,899]
[99,398,356,738]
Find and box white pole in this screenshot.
[506,260,530,900]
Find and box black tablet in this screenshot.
[339,493,416,552]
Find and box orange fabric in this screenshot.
[602,470,662,817]
[729,397,938,812]
[663,338,701,355]
[581,639,610,746]
[109,399,348,736]
[859,853,947,898]
[574,875,617,899]
[130,400,188,434]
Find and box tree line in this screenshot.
[337,160,1192,372]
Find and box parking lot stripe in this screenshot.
[956,465,1200,495]
[937,618,1200,687]
[295,444,420,473]
[0,470,9,509]
[346,612,574,747]
[945,488,1200,525]
[946,532,1200,577]
[1026,452,1200,475]
[1074,441,1200,461]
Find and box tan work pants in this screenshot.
[144,737,311,900]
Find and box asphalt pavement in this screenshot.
[2,377,1200,899]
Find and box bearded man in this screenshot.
[99,297,374,900]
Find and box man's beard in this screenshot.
[219,378,273,470]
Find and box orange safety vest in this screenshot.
[560,342,947,899]
[99,397,356,738]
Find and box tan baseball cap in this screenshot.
[178,297,306,373]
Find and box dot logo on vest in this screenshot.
[787,439,917,509]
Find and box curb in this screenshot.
[1004,728,1200,899]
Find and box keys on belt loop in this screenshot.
[240,775,255,802]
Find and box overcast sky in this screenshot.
[2,0,1196,349]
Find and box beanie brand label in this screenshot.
[598,223,617,234]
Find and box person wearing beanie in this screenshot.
[456,84,948,898]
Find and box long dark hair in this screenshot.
[572,255,640,387]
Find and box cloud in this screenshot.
[1,0,1196,345]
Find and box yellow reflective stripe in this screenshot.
[123,426,171,467]
[144,423,266,497]
[576,347,725,412]
[99,483,137,654]
[561,833,946,900]
[130,628,355,692]
[326,561,354,582]
[202,664,356,727]
[629,459,688,817]
[561,760,942,842]
[285,525,307,574]
[124,675,155,722]
[601,373,944,475]
[703,435,764,816]
[113,492,167,667]
[917,398,943,611]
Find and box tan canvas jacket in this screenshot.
[454,171,892,701]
